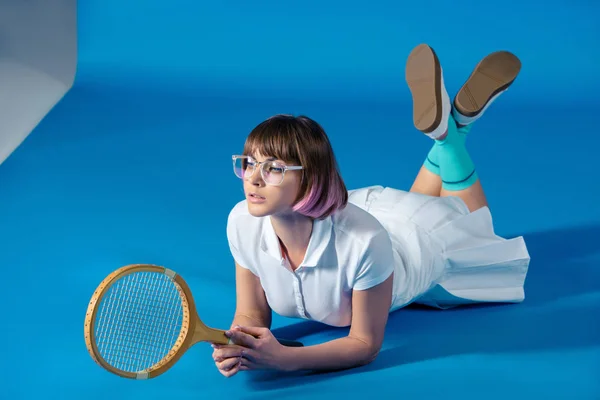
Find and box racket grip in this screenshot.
[277,338,304,347]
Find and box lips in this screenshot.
[249,192,265,199]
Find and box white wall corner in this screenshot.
[0,0,78,166]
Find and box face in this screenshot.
[241,152,303,218]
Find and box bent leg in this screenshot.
[436,119,488,211]
[405,43,446,197]
[438,49,521,211]
[405,43,521,211]
[410,166,442,196]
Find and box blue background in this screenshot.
[1,0,599,398]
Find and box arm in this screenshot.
[282,272,393,371]
[230,262,272,330]
[212,262,271,377]
[279,229,396,371]
[225,207,270,329]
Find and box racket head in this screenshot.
[84,264,198,379]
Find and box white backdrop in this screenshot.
[0,0,77,165]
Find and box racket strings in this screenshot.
[94,271,185,372]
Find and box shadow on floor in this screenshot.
[247,223,600,389]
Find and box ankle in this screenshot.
[435,129,449,142]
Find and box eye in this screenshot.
[266,162,284,174]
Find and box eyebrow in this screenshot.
[251,155,277,162]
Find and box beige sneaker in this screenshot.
[453,50,521,126]
[405,43,451,140]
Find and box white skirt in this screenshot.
[348,186,530,310]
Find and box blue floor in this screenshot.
[2,1,600,399]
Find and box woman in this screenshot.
[212,43,530,377]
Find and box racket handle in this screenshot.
[277,338,304,347]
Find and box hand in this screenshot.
[211,342,245,378]
[226,325,292,372]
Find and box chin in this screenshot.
[246,202,274,218]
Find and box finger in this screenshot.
[238,348,259,363]
[226,330,257,348]
[219,360,241,378]
[217,356,242,371]
[239,356,259,370]
[213,346,245,361]
[217,358,238,372]
[234,325,268,337]
[212,343,246,353]
[211,343,241,351]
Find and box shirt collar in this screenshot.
[260,215,333,267]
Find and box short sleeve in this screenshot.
[226,203,258,275]
[352,230,395,291]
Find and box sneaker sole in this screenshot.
[454,51,521,117]
[405,44,442,133]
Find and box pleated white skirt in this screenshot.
[348,186,531,310]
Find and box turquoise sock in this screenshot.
[423,146,440,175]
[436,115,478,191]
[422,122,472,177]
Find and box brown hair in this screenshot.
[243,114,348,219]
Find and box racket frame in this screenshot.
[84,263,303,380]
[84,263,224,379]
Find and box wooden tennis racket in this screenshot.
[84,263,303,379]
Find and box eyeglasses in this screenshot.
[232,155,303,186]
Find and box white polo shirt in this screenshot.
[226,199,396,327]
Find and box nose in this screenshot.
[247,165,265,186]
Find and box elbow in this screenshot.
[365,346,381,365]
[346,335,382,367]
[356,343,381,367]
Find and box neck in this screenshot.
[270,212,313,255]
